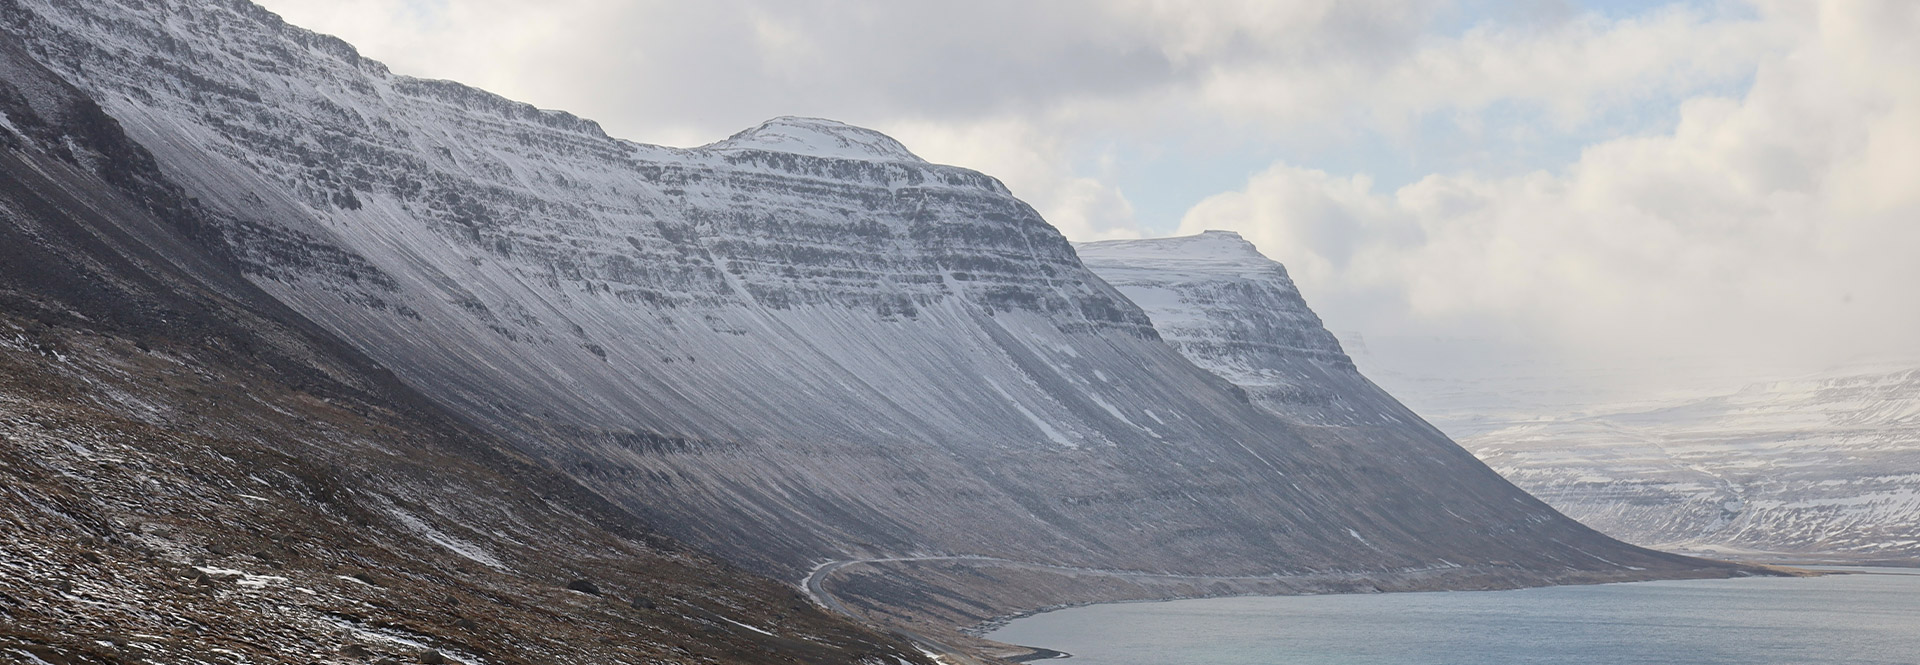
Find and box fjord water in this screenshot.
[988,569,1920,664]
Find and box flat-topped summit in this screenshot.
[1076,230,1281,281]
[703,116,925,162]
[1078,231,1364,423]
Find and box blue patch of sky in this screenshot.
[397,0,448,24]
[1088,140,1275,233]
[1097,0,1761,236]
[1445,0,1763,32]
[1435,0,1718,35]
[1578,0,1724,20]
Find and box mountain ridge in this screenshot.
[0,30,923,663]
[1467,365,1920,563]
[706,116,928,162]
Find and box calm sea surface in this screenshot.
[986,569,1920,665]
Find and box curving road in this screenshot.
[803,557,987,661]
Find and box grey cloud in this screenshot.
[249,0,1910,402]
[258,0,1442,143]
[1181,1,1920,395]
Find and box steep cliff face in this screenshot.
[5,0,1742,641]
[0,33,918,664]
[1073,230,1551,495]
[1073,230,1738,547]
[1076,231,1379,427]
[1467,367,1920,563]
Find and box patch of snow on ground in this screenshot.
[1347,528,1375,549]
[983,377,1077,449]
[385,508,506,569]
[5,648,58,665]
[195,566,287,589]
[719,616,774,636]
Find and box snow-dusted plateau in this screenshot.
[0,0,1764,662]
[1463,367,1920,563]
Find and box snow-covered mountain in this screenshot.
[1080,233,1919,565]
[3,0,1741,641]
[1077,231,1388,427]
[1074,231,1568,532]
[1465,368,1920,562]
[0,32,920,662]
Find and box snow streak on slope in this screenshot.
[1467,367,1920,561]
[4,0,1734,627]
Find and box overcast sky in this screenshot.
[252,0,1920,409]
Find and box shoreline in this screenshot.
[1004,647,1072,662]
[976,559,1915,662]
[805,553,1807,664]
[969,557,1918,633]
[971,566,1920,664]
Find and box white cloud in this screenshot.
[249,0,1916,393]
[1181,0,1920,391]
[1190,2,1781,134]
[887,116,1148,241]
[251,0,1771,239]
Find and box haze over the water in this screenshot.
[256,0,1920,406]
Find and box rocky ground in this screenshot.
[0,319,918,665]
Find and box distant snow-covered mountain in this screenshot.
[1464,367,1920,562]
